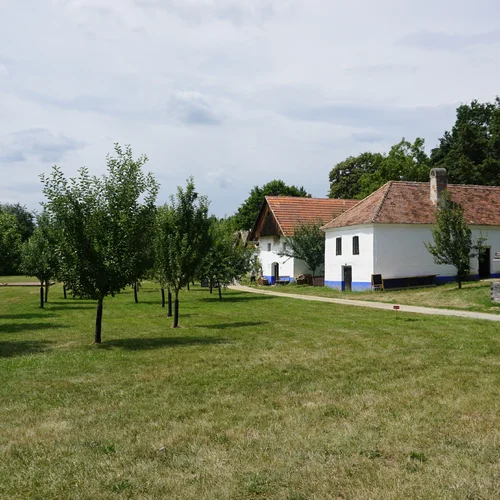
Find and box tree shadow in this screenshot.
[199,295,273,303]
[48,305,95,311]
[0,340,53,358]
[99,336,229,351]
[197,321,268,330]
[0,322,64,334]
[49,300,96,305]
[0,313,58,320]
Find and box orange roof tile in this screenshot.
[322,181,500,229]
[265,196,358,236]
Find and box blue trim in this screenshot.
[325,280,371,292]
[490,273,500,279]
[263,275,295,285]
[435,274,483,285]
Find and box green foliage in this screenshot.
[41,144,158,341]
[0,212,23,275]
[20,212,58,284]
[278,220,325,277]
[199,218,254,295]
[328,138,430,199]
[155,178,211,325]
[430,97,500,185]
[425,191,485,289]
[234,179,311,230]
[0,203,35,242]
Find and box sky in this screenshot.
[1,0,499,217]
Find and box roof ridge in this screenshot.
[371,181,393,223]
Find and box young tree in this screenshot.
[41,144,159,343]
[234,180,311,230]
[278,220,325,279]
[425,191,485,289]
[0,212,23,275]
[20,213,59,308]
[155,178,210,327]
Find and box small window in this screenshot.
[267,243,272,251]
[336,237,342,256]
[353,236,359,255]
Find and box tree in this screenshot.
[328,138,430,199]
[0,203,35,242]
[155,178,210,327]
[199,218,254,300]
[425,191,485,289]
[41,144,159,343]
[0,212,23,275]
[234,180,311,230]
[278,219,325,278]
[20,212,59,308]
[430,98,500,186]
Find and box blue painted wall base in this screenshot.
[325,280,371,292]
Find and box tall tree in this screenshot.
[234,180,311,230]
[425,191,485,289]
[278,220,325,278]
[41,144,158,343]
[0,212,23,275]
[20,212,59,308]
[328,138,430,199]
[155,178,210,327]
[430,98,500,186]
[0,203,35,242]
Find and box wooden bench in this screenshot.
[275,276,291,285]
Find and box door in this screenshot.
[342,266,352,292]
[272,262,279,284]
[479,248,491,279]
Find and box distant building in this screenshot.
[249,196,358,284]
[322,168,500,291]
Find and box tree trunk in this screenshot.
[44,280,49,303]
[161,288,165,308]
[458,277,462,289]
[39,283,44,309]
[218,282,222,301]
[167,290,172,317]
[63,284,67,299]
[187,282,190,291]
[94,296,104,344]
[210,282,213,294]
[173,292,179,328]
[134,282,139,303]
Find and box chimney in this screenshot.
[430,168,447,205]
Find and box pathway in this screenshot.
[230,284,500,322]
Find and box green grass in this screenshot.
[0,275,39,283]
[263,279,500,314]
[1,281,499,498]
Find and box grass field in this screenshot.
[1,281,499,499]
[263,279,500,314]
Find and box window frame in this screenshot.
[352,236,359,255]
[336,237,342,256]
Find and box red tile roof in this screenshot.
[322,181,500,229]
[265,196,358,236]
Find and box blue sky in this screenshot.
[1,0,499,217]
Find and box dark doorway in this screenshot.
[479,248,491,279]
[342,266,352,292]
[272,262,279,284]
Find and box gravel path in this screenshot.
[230,284,500,322]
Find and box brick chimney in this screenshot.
[430,168,447,205]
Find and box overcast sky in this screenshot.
[1,0,499,217]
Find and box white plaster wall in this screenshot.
[258,236,295,278]
[324,226,374,284]
[373,225,500,278]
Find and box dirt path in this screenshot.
[230,284,500,322]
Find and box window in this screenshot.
[267,243,272,251]
[336,237,342,256]
[353,236,359,255]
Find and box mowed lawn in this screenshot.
[0,282,499,499]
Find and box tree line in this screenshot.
[12,144,253,343]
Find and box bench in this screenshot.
[275,276,291,285]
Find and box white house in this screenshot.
[249,196,358,284]
[322,168,500,291]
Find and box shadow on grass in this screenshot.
[0,313,58,320]
[0,322,64,334]
[199,295,273,303]
[100,336,229,350]
[197,321,268,330]
[0,340,53,357]
[48,305,95,311]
